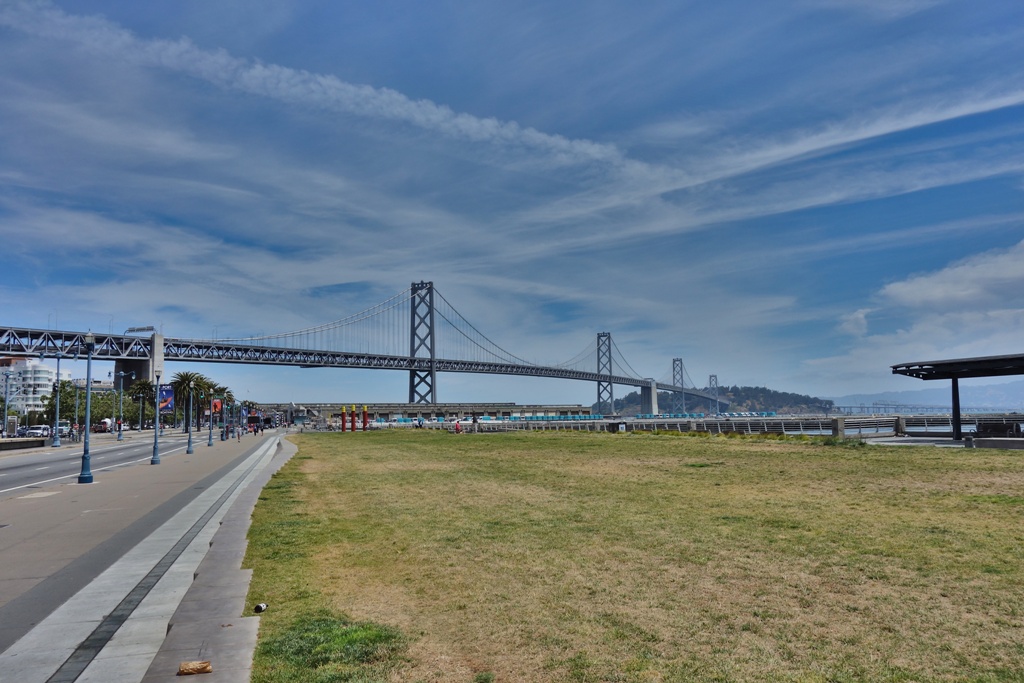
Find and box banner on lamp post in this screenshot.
[158,385,174,414]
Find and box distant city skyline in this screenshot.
[1,1,1022,405]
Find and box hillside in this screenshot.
[596,386,834,415]
[829,378,1024,411]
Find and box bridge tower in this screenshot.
[671,358,686,414]
[408,281,437,404]
[709,374,719,415]
[596,332,613,415]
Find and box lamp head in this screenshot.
[84,331,96,352]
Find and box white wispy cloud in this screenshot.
[808,0,947,20]
[0,1,625,169]
[839,309,873,337]
[4,84,234,162]
[881,239,1024,310]
[4,0,1020,249]
[1,0,1021,401]
[804,239,1024,391]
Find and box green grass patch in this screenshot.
[245,430,1024,682]
[255,611,404,682]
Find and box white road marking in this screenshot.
[0,445,189,495]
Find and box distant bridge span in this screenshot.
[0,282,728,409]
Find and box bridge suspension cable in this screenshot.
[610,337,644,380]
[658,361,696,389]
[432,290,536,366]
[176,283,660,383]
[554,342,598,373]
[202,289,414,356]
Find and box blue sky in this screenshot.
[1,0,1022,406]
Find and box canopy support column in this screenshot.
[951,377,962,441]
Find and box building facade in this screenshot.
[0,358,72,415]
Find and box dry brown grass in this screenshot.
[245,430,1024,682]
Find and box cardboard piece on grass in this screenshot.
[177,660,213,675]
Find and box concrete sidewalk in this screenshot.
[141,436,296,682]
[0,431,295,682]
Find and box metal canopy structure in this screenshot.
[891,353,1024,440]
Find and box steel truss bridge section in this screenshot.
[0,326,724,404]
[0,328,152,360]
[165,343,723,402]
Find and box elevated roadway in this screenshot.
[0,326,727,407]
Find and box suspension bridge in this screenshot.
[0,282,727,412]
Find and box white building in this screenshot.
[0,358,72,415]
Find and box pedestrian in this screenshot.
[454,420,462,434]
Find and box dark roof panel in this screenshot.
[891,353,1024,380]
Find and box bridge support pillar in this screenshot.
[641,379,659,415]
[671,358,686,413]
[409,281,437,404]
[111,334,164,386]
[596,332,613,415]
[895,415,906,436]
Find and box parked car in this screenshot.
[26,425,50,437]
[16,426,29,437]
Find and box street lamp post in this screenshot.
[79,332,96,483]
[2,370,12,438]
[186,382,194,454]
[109,372,115,434]
[208,394,214,447]
[116,371,135,441]
[74,386,80,441]
[152,371,161,465]
[52,353,63,447]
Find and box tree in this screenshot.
[40,380,79,426]
[128,379,155,429]
[171,371,207,430]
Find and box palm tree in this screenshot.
[193,375,215,429]
[128,379,155,430]
[171,371,206,431]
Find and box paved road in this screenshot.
[0,428,290,681]
[0,431,190,502]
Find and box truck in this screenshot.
[93,418,113,433]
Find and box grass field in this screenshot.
[243,430,1024,682]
